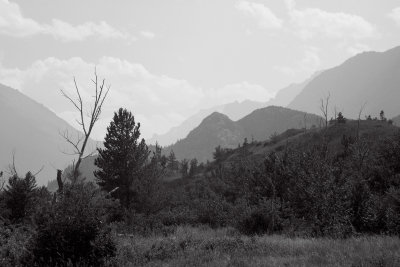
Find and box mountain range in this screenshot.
[0,84,98,185]
[163,106,322,162]
[289,46,400,119]
[148,72,317,146]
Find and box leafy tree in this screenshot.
[95,108,149,209]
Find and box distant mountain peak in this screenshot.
[0,83,98,185]
[289,45,400,120]
[201,111,231,124]
[163,105,322,162]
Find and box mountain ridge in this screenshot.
[0,83,99,185]
[149,72,318,146]
[163,106,322,162]
[289,46,400,119]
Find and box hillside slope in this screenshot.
[0,83,99,185]
[289,46,400,119]
[224,119,400,166]
[148,100,265,146]
[164,106,321,162]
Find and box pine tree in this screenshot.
[189,158,198,177]
[4,172,37,222]
[180,159,189,177]
[95,108,149,209]
[167,150,178,171]
[337,112,346,123]
[380,110,386,121]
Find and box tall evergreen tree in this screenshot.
[4,172,37,222]
[95,108,149,209]
[180,159,189,177]
[189,158,198,177]
[337,112,346,123]
[380,110,386,121]
[167,150,178,170]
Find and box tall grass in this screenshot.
[110,226,400,266]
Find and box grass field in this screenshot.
[111,226,400,267]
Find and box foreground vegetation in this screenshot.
[114,226,400,266]
[2,105,400,265]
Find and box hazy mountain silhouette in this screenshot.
[163,106,322,162]
[392,115,400,126]
[266,71,321,107]
[0,83,99,185]
[149,73,317,146]
[289,46,400,119]
[148,100,265,146]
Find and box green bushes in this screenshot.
[25,183,117,266]
[0,224,32,267]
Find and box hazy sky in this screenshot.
[0,0,399,140]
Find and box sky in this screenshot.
[0,0,399,140]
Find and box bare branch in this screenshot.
[82,150,96,159]
[32,165,45,177]
[319,92,330,129]
[59,129,81,155]
[357,102,367,139]
[60,68,110,181]
[60,89,81,112]
[6,151,18,177]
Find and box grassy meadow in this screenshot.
[110,226,400,267]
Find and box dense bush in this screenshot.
[25,183,118,266]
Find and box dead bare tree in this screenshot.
[60,68,110,181]
[357,102,367,140]
[333,106,338,121]
[320,92,330,129]
[7,151,19,177]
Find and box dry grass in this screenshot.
[111,226,400,267]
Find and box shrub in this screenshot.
[236,201,283,235]
[0,224,32,266]
[25,183,117,266]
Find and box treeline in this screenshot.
[1,108,400,266]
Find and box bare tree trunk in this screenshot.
[60,68,110,182]
[357,102,367,140]
[56,169,63,193]
[320,92,330,129]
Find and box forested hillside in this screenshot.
[164,106,321,162]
